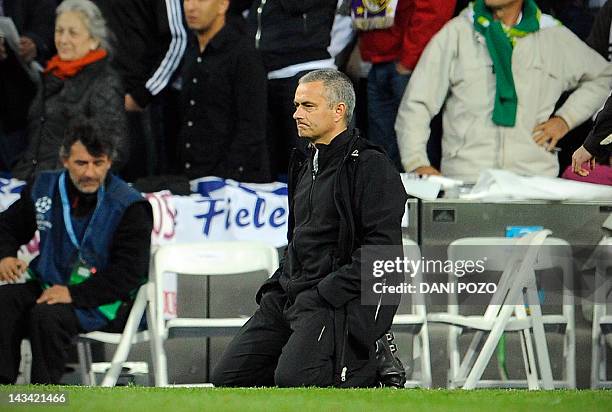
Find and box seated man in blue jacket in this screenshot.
[0,118,153,384]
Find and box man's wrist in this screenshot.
[396,62,413,75]
[66,285,81,306]
[554,115,570,129]
[553,112,573,131]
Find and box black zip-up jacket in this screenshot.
[242,0,337,72]
[257,128,407,349]
[92,0,187,108]
[11,58,128,181]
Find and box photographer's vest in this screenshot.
[30,170,144,331]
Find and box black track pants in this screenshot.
[0,282,80,384]
[211,287,377,388]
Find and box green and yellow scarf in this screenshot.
[473,0,541,127]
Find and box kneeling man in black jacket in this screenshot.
[212,69,407,387]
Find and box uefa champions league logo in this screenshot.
[35,196,52,214]
[35,196,53,231]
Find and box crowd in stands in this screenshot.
[1,0,612,187]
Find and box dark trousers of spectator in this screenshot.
[0,282,80,384]
[120,110,155,183]
[0,126,28,175]
[211,288,377,388]
[366,62,411,171]
[157,88,183,175]
[121,91,183,181]
[353,77,369,136]
[267,74,310,180]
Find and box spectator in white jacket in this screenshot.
[395,0,612,183]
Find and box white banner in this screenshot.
[184,177,289,247]
[0,178,25,211]
[463,169,612,202]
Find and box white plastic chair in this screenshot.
[428,230,557,390]
[150,241,279,387]
[590,237,612,388]
[391,236,432,388]
[76,282,157,386]
[441,235,575,389]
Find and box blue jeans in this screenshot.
[366,62,411,171]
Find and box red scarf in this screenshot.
[44,49,108,80]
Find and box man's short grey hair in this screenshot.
[56,0,110,52]
[299,69,356,125]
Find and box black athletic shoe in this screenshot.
[375,332,406,388]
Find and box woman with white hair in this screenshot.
[12,0,127,181]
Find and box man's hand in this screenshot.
[125,94,144,112]
[533,116,570,151]
[571,145,596,177]
[0,37,7,61]
[36,285,72,305]
[395,62,413,76]
[413,166,442,176]
[0,257,28,283]
[18,36,37,63]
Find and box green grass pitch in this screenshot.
[1,387,612,412]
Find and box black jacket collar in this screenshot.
[310,129,351,169]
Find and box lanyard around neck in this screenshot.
[58,171,106,250]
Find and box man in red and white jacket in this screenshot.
[357,0,455,170]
